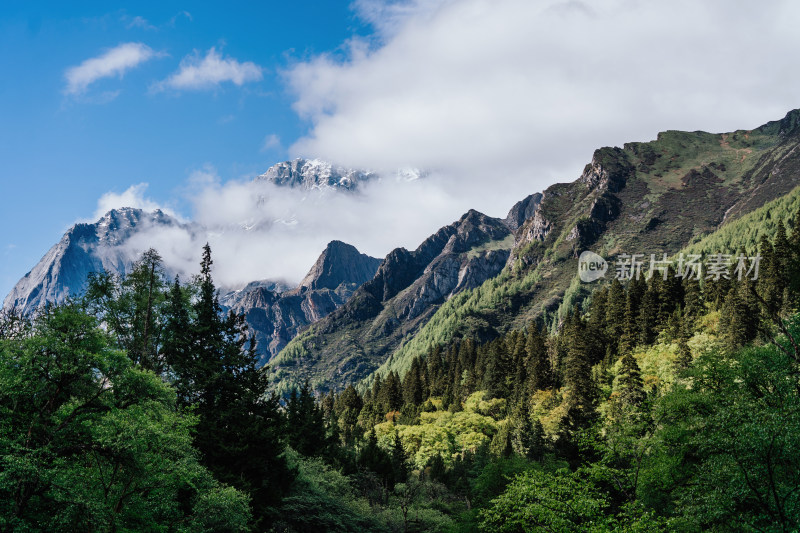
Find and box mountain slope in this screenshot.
[375,109,800,381]
[270,210,514,392]
[5,159,388,316]
[299,240,382,290]
[271,109,800,390]
[221,241,381,363]
[3,208,191,314]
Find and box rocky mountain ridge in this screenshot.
[270,209,515,391]
[275,109,800,391]
[221,241,382,363]
[256,158,375,191]
[3,208,192,314]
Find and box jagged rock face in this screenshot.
[3,208,188,314]
[504,193,543,230]
[272,109,800,393]
[331,210,510,326]
[508,147,636,266]
[507,206,552,268]
[299,240,382,291]
[386,210,511,322]
[578,147,632,193]
[273,210,513,391]
[222,284,355,364]
[220,241,382,363]
[255,158,375,191]
[5,158,393,317]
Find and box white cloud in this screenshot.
[352,0,451,37]
[125,16,156,30]
[93,183,180,221]
[261,134,281,152]
[285,0,800,219]
[78,1,800,291]
[65,42,155,95]
[93,165,468,291]
[155,47,263,91]
[197,174,463,288]
[169,11,193,26]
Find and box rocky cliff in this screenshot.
[270,210,514,391]
[3,208,192,314]
[221,241,382,363]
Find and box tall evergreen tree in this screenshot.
[391,432,408,484]
[757,235,782,313]
[605,279,627,350]
[402,357,424,407]
[358,428,393,485]
[380,371,404,415]
[525,325,553,392]
[334,384,363,446]
[482,338,511,399]
[563,313,597,427]
[637,283,659,346]
[287,380,327,457]
[789,206,800,306]
[675,336,693,371]
[617,352,645,406]
[511,398,545,461]
[164,244,291,526]
[719,281,759,351]
[682,275,703,320]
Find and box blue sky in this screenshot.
[0,2,370,295]
[3,1,800,297]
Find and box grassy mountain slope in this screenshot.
[370,110,800,383]
[681,184,800,257]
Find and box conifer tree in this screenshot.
[380,371,404,414]
[490,423,514,457]
[402,357,424,406]
[620,282,641,353]
[617,352,645,406]
[511,398,545,460]
[164,244,291,525]
[659,266,684,322]
[358,428,393,484]
[605,279,627,349]
[758,234,782,313]
[682,275,703,320]
[563,313,597,426]
[458,338,478,391]
[719,282,759,351]
[391,432,408,484]
[789,206,800,305]
[482,338,511,399]
[334,384,363,446]
[675,335,693,371]
[525,325,553,392]
[774,222,791,289]
[427,345,444,395]
[637,283,659,346]
[287,380,327,457]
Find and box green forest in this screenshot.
[2,204,800,532]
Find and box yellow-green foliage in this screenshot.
[530,389,565,436]
[612,343,679,395]
[463,391,507,417]
[372,392,503,468]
